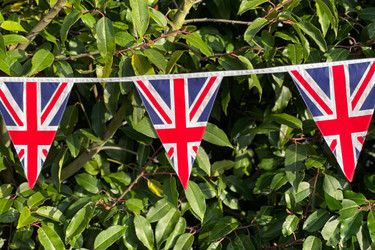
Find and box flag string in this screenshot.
[0,58,373,83]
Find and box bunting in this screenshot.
[0,59,373,189]
[289,61,375,181]
[0,81,73,189]
[134,76,222,189]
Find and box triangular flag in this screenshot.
[134,76,222,189]
[0,81,73,189]
[289,61,375,181]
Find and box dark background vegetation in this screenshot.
[0,0,375,249]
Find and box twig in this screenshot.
[264,0,294,18]
[101,146,160,163]
[14,0,67,50]
[110,146,163,208]
[202,46,251,61]
[184,18,252,25]
[304,168,320,218]
[56,103,127,181]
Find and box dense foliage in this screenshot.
[1,0,375,249]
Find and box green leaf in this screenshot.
[94,225,127,250]
[3,34,29,46]
[340,211,363,243]
[27,191,49,209]
[343,190,366,205]
[297,21,327,52]
[321,216,340,246]
[137,144,150,167]
[368,210,375,242]
[164,217,187,249]
[29,49,54,76]
[282,215,299,236]
[126,198,144,214]
[285,144,307,188]
[185,181,206,222]
[316,0,338,36]
[173,234,194,250]
[147,199,172,223]
[144,49,167,72]
[294,181,311,203]
[185,32,213,56]
[60,10,82,44]
[96,17,115,61]
[0,184,12,198]
[209,216,239,242]
[38,223,65,250]
[323,175,343,200]
[36,206,66,224]
[163,177,179,207]
[196,147,211,176]
[155,207,180,248]
[339,199,359,221]
[211,160,235,176]
[132,54,156,75]
[17,207,37,229]
[134,215,154,250]
[150,8,167,27]
[244,18,269,45]
[267,114,302,129]
[270,173,288,191]
[303,209,330,232]
[130,0,150,38]
[66,134,80,158]
[115,31,136,47]
[203,123,233,148]
[238,0,269,15]
[283,44,304,65]
[361,7,375,22]
[166,50,184,74]
[65,204,94,243]
[75,173,101,194]
[1,20,26,32]
[303,236,322,250]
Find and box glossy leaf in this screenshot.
[38,224,65,250]
[94,225,127,250]
[134,215,154,250]
[203,123,233,148]
[185,181,206,222]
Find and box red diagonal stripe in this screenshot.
[136,81,172,124]
[291,70,333,115]
[41,82,68,124]
[189,77,217,121]
[352,62,375,108]
[0,89,23,126]
[330,139,337,151]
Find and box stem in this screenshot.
[15,0,67,50]
[172,0,196,31]
[185,18,252,25]
[110,146,163,208]
[58,103,127,181]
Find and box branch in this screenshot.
[58,103,127,181]
[15,0,67,51]
[171,0,196,32]
[184,18,252,25]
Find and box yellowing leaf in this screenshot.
[148,179,163,197]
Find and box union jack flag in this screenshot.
[289,62,375,181]
[135,76,222,189]
[0,81,73,189]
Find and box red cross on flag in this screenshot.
[289,61,375,181]
[134,76,222,189]
[0,81,73,189]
